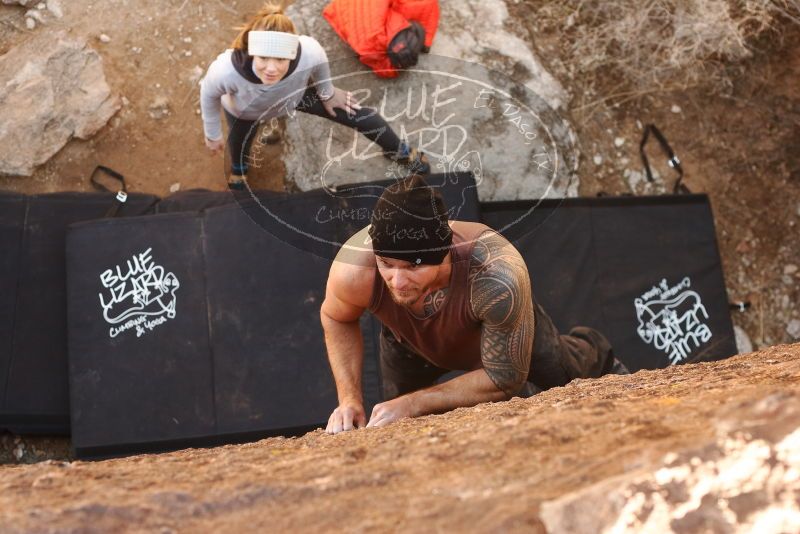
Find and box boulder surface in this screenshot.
[0,32,119,176]
[282,0,578,200]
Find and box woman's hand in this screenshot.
[205,137,225,155]
[321,86,362,118]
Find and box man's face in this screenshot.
[376,256,442,307]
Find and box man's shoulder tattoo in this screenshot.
[468,231,529,325]
[468,231,534,396]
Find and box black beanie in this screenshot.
[368,174,453,265]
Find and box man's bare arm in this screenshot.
[320,229,375,433]
[469,231,534,396]
[320,296,365,406]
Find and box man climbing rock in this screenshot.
[321,174,627,433]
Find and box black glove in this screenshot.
[388,21,426,69]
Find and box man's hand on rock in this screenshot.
[366,395,415,429]
[326,400,366,434]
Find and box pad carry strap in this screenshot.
[640,124,689,194]
[90,166,128,217]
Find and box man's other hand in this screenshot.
[366,395,415,429]
[326,401,366,434]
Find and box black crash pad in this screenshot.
[480,195,737,372]
[0,192,158,434]
[66,173,480,457]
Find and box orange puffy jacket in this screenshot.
[323,0,439,78]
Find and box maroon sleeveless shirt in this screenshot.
[368,221,493,371]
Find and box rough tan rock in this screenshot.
[0,31,119,176]
[0,344,798,532]
[540,391,800,533]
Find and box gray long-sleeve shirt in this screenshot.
[199,35,335,141]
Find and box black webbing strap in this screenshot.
[640,124,689,194]
[90,166,128,217]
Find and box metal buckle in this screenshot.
[731,301,750,313]
[116,190,128,203]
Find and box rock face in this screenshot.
[283,0,578,200]
[540,392,800,533]
[0,32,120,177]
[1,344,799,532]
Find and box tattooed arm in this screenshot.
[366,231,534,428]
[469,231,534,396]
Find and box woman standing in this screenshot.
[200,2,429,189]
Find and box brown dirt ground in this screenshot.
[0,343,798,532]
[0,0,798,468]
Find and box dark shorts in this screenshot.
[378,299,618,400]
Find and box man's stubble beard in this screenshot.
[387,287,423,308]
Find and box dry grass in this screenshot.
[533,0,800,103]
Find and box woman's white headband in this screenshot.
[248,31,299,59]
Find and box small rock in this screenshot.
[36,1,44,8]
[13,445,24,460]
[148,96,170,120]
[614,137,625,148]
[188,65,204,84]
[25,17,35,29]
[782,275,794,286]
[26,9,45,23]
[671,104,682,113]
[734,325,753,354]
[787,319,800,339]
[593,154,602,166]
[184,50,192,57]
[121,96,130,106]
[169,182,181,193]
[99,33,111,43]
[182,36,192,43]
[46,0,62,18]
[620,157,629,166]
[131,46,142,54]
[784,264,798,275]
